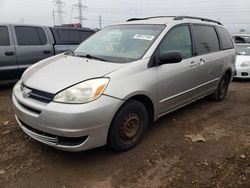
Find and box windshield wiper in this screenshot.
[76,54,108,62]
[65,50,75,56]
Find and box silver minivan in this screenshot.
[12,16,236,152]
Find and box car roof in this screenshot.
[51,26,95,32]
[0,23,48,27]
[233,34,250,36]
[0,23,94,30]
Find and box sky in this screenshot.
[0,0,249,33]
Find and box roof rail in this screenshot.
[173,16,222,25]
[127,15,222,25]
[127,16,175,22]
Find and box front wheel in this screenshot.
[107,100,148,152]
[209,74,230,101]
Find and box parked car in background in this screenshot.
[233,34,250,44]
[13,16,236,152]
[234,44,250,79]
[0,24,95,82]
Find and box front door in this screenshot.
[0,25,18,80]
[12,26,53,70]
[156,25,207,116]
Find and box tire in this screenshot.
[210,74,230,101]
[107,100,148,152]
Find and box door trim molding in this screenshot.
[159,77,220,103]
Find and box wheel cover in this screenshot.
[119,112,142,144]
[219,78,228,98]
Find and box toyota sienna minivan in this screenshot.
[13,16,236,152]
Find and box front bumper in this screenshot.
[12,81,123,152]
[234,66,250,79]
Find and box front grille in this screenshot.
[18,101,41,114]
[19,119,88,147]
[22,83,54,103]
[29,88,54,103]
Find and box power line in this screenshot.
[74,0,87,26]
[99,15,102,29]
[69,6,74,24]
[52,9,56,26]
[53,0,65,25]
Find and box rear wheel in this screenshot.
[210,74,230,101]
[107,100,148,152]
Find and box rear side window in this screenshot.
[0,26,10,46]
[193,25,219,55]
[15,26,47,46]
[51,28,94,44]
[58,29,80,43]
[79,31,93,42]
[217,27,234,50]
[159,25,192,59]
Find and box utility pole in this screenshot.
[99,15,102,29]
[74,0,87,26]
[54,0,65,25]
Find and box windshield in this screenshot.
[74,24,165,63]
[236,45,250,56]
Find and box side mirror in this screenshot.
[158,50,182,65]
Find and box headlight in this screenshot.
[53,78,109,104]
[240,61,250,67]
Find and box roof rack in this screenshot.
[127,16,175,22]
[127,15,222,25]
[173,16,222,25]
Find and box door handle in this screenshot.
[43,50,51,54]
[189,61,198,67]
[200,58,206,65]
[5,51,15,56]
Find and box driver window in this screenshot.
[159,25,192,59]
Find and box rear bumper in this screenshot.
[13,81,123,151]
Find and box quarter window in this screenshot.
[15,26,47,46]
[0,26,10,46]
[159,25,192,59]
[193,25,219,55]
[217,27,234,50]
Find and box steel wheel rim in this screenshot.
[119,112,142,144]
[219,78,227,98]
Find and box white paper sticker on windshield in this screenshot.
[133,34,155,41]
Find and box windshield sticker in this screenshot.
[133,34,155,41]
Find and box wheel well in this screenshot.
[128,95,154,124]
[225,69,232,80]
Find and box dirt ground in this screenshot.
[0,81,249,188]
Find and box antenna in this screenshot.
[74,0,87,26]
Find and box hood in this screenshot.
[236,55,250,66]
[22,54,126,94]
